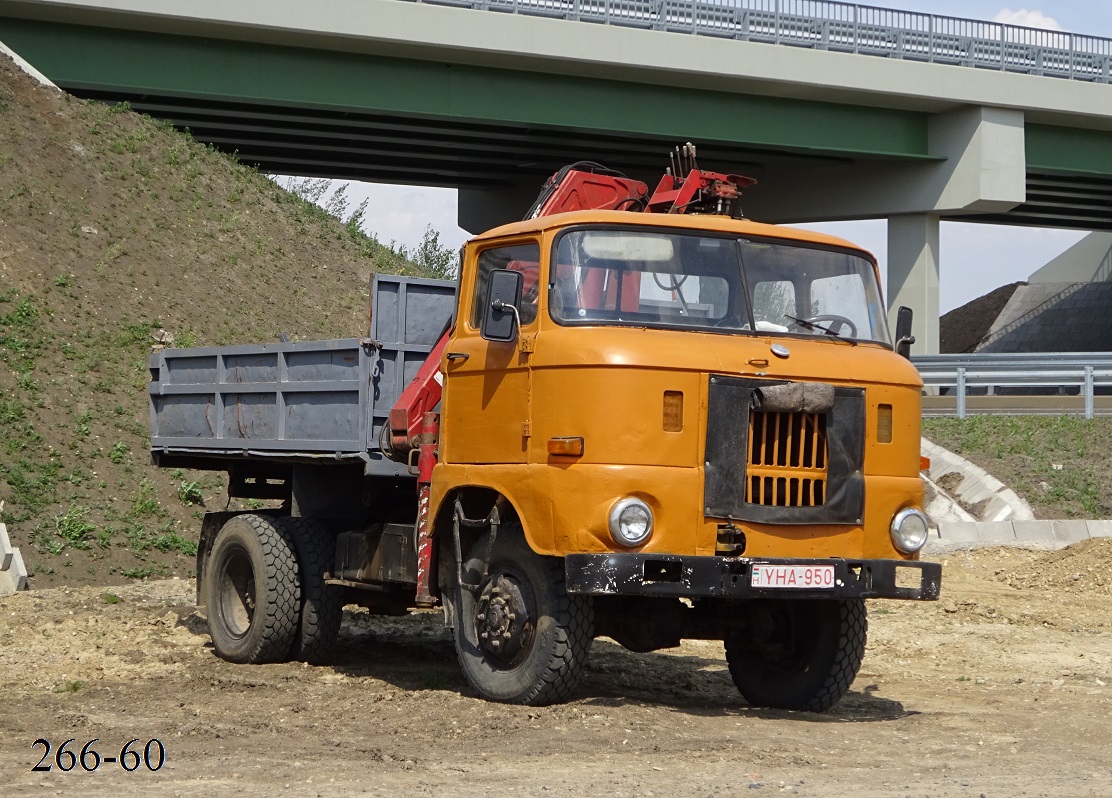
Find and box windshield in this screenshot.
[549,228,891,345]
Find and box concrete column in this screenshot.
[888,214,940,355]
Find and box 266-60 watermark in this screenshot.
[31,739,165,772]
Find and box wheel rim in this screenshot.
[747,603,816,676]
[217,546,256,639]
[474,571,535,668]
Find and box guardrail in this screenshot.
[912,353,1112,419]
[410,0,1112,84]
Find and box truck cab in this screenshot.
[430,210,937,708]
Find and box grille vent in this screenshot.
[746,411,828,507]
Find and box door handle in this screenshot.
[446,352,469,362]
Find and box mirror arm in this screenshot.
[896,333,915,358]
[492,299,521,331]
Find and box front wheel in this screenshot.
[725,599,867,712]
[454,525,593,705]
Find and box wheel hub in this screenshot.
[475,574,534,665]
[220,550,257,638]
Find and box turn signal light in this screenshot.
[547,436,584,457]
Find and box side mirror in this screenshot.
[895,305,915,359]
[481,269,523,342]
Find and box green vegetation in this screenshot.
[177,480,203,506]
[109,441,129,464]
[120,565,171,580]
[54,506,96,550]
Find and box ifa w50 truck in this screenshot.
[149,146,940,711]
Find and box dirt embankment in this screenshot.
[940,282,1022,354]
[2,541,1112,797]
[0,55,425,588]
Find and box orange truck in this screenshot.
[149,145,940,712]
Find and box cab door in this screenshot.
[440,240,541,465]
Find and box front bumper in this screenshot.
[565,554,941,601]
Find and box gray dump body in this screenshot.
[148,275,456,478]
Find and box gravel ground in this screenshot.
[3,542,1112,797]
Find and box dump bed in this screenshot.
[148,275,455,477]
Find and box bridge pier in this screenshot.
[888,214,941,355]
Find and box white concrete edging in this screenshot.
[0,517,28,594]
[921,437,1034,523]
[0,39,59,89]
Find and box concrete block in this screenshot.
[1051,520,1090,544]
[1085,520,1112,539]
[0,546,27,594]
[936,522,980,543]
[0,522,12,571]
[974,522,1017,543]
[1013,521,1056,542]
[959,481,994,506]
[982,498,1014,522]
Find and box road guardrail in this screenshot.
[912,353,1112,419]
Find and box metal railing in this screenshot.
[913,353,1112,419]
[409,0,1112,84]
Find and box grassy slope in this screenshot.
[0,57,430,587]
[923,417,1112,520]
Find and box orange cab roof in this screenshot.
[470,210,875,261]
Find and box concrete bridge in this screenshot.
[1,0,1110,352]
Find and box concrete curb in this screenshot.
[925,519,1112,554]
[0,518,28,594]
[921,437,1034,522]
[917,439,1106,553]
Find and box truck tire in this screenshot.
[278,516,344,664]
[724,599,867,712]
[204,513,300,664]
[454,525,593,705]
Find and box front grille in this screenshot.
[746,411,828,507]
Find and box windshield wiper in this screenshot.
[783,315,857,345]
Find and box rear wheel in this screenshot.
[725,599,867,712]
[204,514,300,664]
[278,517,344,664]
[454,525,593,705]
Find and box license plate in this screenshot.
[751,564,836,589]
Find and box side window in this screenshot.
[470,243,541,329]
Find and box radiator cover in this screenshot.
[703,375,865,525]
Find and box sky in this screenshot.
[313,1,1109,314]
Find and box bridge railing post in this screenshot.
[853,4,858,54]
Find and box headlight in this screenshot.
[890,507,929,554]
[608,498,654,547]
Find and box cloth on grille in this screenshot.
[751,382,835,414]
